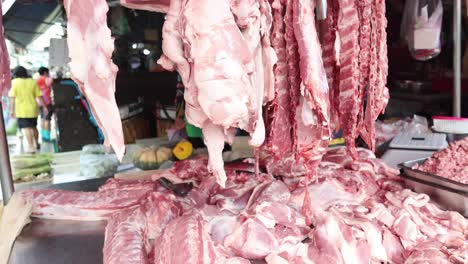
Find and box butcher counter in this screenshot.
[9,177,108,264]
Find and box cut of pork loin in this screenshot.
[140,192,182,239]
[153,212,250,264]
[103,206,150,264]
[103,192,182,264]
[63,0,125,159]
[19,189,151,221]
[98,178,156,192]
[0,1,11,95]
[119,0,170,13]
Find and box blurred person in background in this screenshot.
[36,66,53,141]
[9,66,47,153]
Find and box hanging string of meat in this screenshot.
[320,0,390,157]
[264,0,292,157]
[63,0,125,160]
[0,1,11,95]
[359,0,390,152]
[320,0,339,131]
[292,0,331,181]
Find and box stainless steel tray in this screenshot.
[9,177,110,264]
[398,159,468,217]
[399,158,468,192]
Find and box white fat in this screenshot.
[301,99,317,126]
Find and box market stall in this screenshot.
[0,0,467,264]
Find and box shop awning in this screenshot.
[3,0,63,48]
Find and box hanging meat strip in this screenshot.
[284,0,301,155]
[292,0,331,180]
[321,0,339,130]
[360,0,389,151]
[230,0,277,146]
[0,1,11,95]
[356,0,372,136]
[336,0,361,159]
[63,0,125,159]
[263,0,293,157]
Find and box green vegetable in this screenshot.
[13,164,52,181]
[12,153,53,163]
[12,157,50,170]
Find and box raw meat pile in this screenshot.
[414,138,468,184]
[0,1,11,95]
[19,148,467,264]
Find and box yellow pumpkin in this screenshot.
[133,146,172,170]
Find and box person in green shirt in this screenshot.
[8,66,47,153]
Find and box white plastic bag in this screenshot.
[82,144,107,155]
[401,0,443,61]
[80,154,119,178]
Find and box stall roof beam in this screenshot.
[2,0,16,15]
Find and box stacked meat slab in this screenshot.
[19,148,467,263]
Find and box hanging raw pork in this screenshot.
[63,0,125,159]
[158,0,276,187]
[0,1,11,95]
